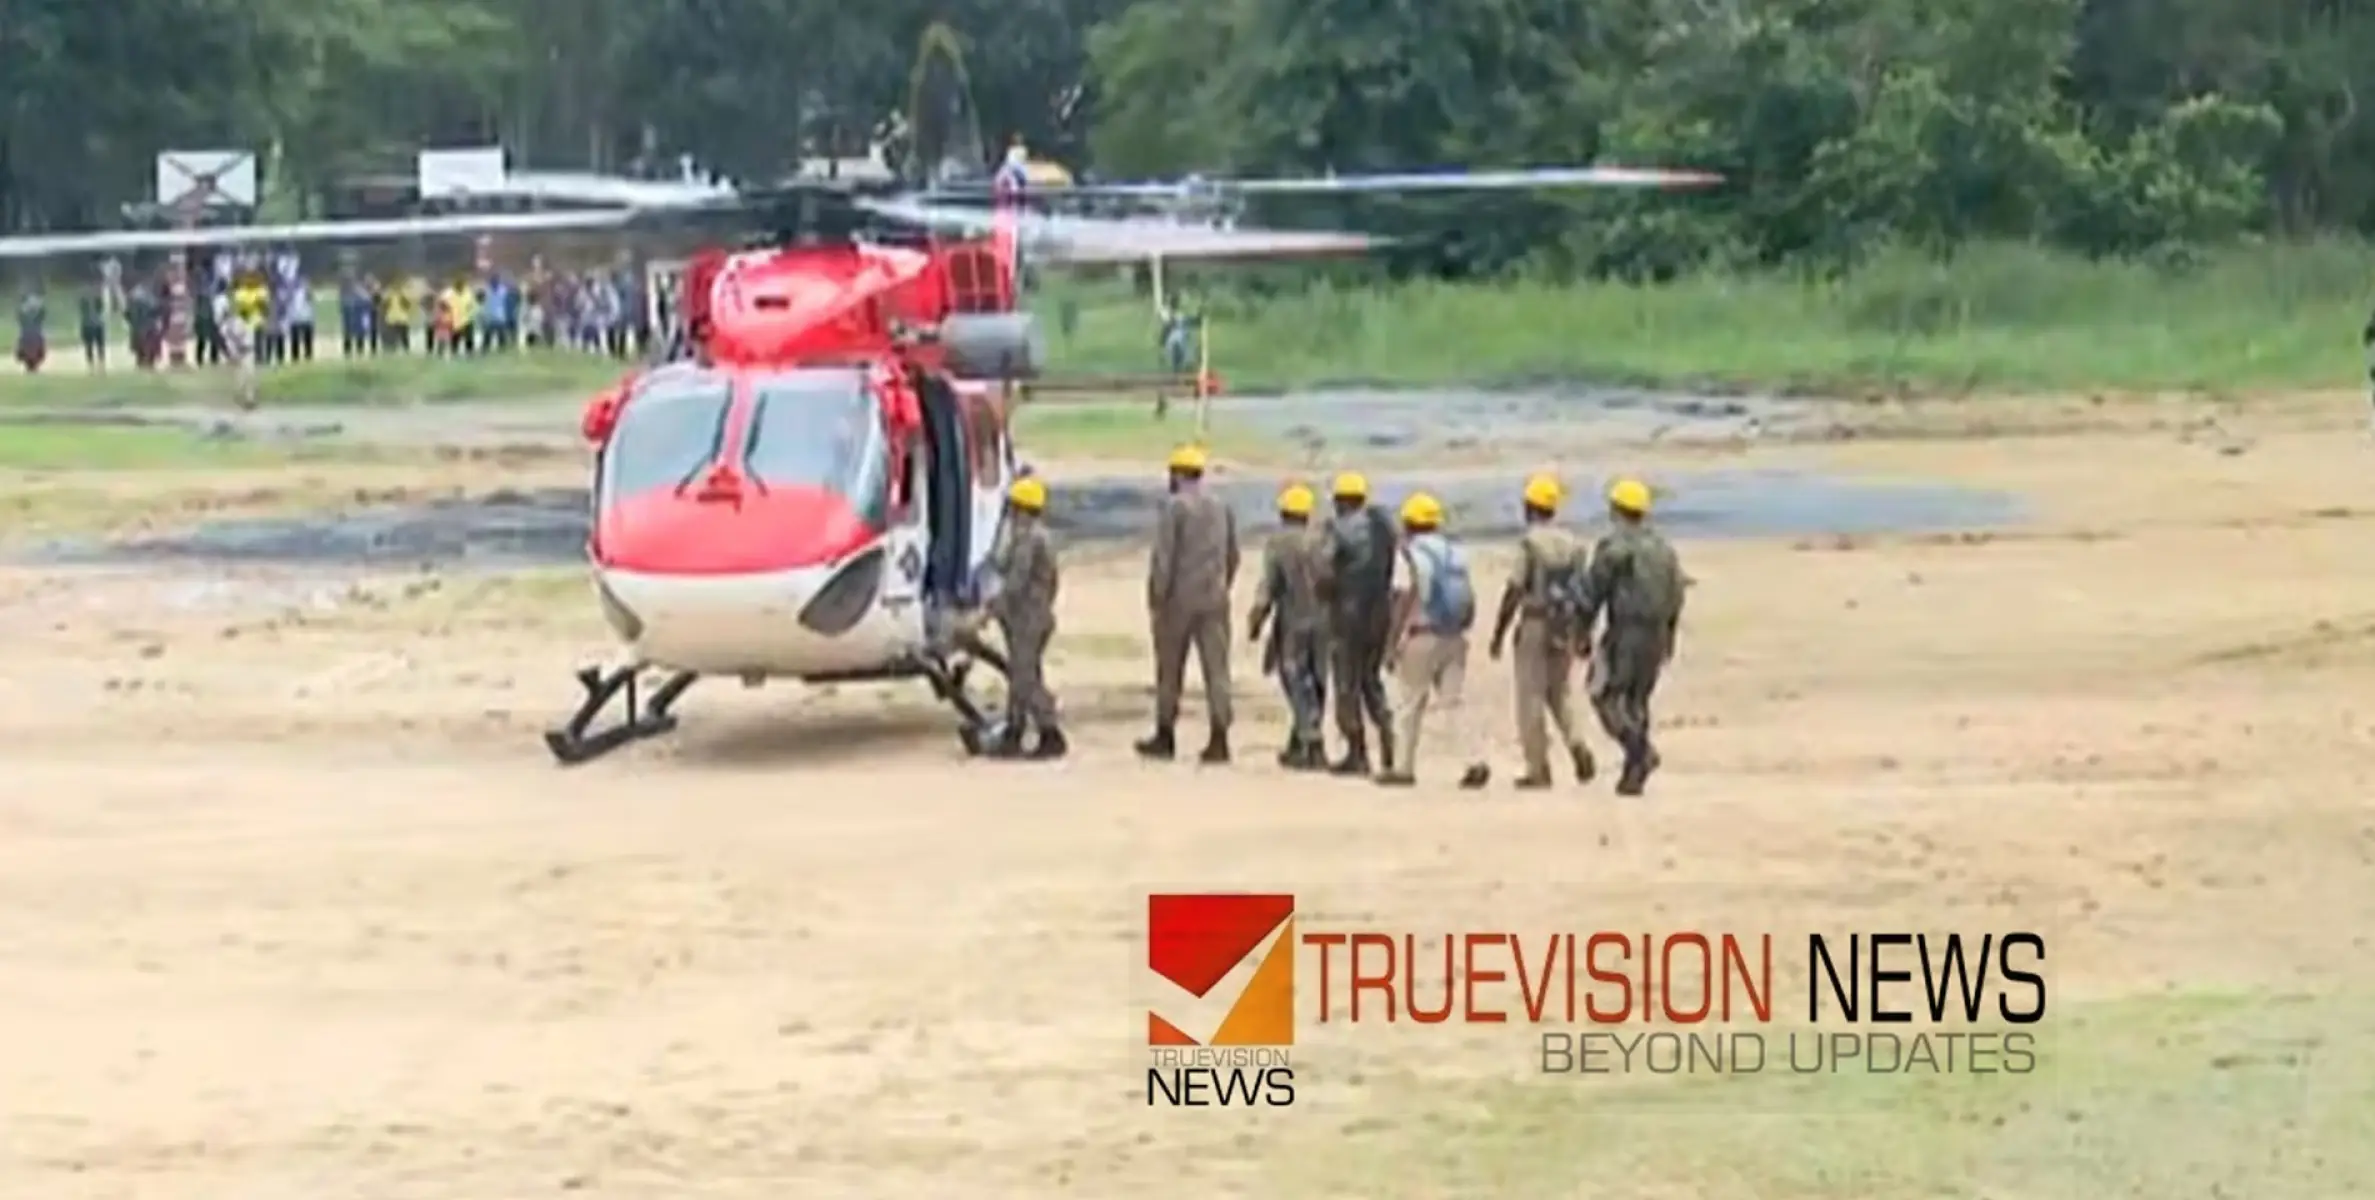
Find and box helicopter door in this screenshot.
[914,375,972,603]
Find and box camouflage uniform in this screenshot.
[988,511,1064,758]
[1249,521,1331,768]
[1321,504,1398,774]
[1142,482,1240,761]
[1495,524,1595,785]
[1581,522,1685,794]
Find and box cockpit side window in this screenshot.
[596,370,732,505]
[742,369,889,525]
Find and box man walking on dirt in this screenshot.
[1489,474,1596,788]
[1319,473,1397,776]
[1376,493,1489,789]
[1247,483,1331,769]
[1581,479,1686,795]
[984,477,1066,760]
[1138,444,1239,764]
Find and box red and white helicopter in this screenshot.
[522,156,1719,764]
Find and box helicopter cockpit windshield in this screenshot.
[592,365,889,524]
[598,368,733,504]
[741,368,890,522]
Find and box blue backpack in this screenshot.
[1408,534,1476,632]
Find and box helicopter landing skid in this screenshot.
[545,665,698,766]
[929,637,1011,756]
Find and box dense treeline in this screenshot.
[4,0,2372,276]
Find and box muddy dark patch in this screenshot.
[25,471,2021,569]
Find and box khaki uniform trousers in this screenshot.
[1512,618,1587,777]
[1391,631,1479,777]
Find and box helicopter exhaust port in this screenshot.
[940,313,1045,380]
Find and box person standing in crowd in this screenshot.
[339,273,370,358]
[193,266,223,366]
[222,298,257,411]
[77,290,106,370]
[284,269,315,362]
[449,276,479,355]
[232,271,269,363]
[15,287,47,374]
[483,272,516,351]
[616,258,649,358]
[380,277,413,353]
[127,278,161,369]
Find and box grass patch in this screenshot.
[1041,238,2375,396]
[0,353,625,410]
[0,425,300,471]
[1263,989,2371,1197]
[1012,399,1284,463]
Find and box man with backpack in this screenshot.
[1376,493,1490,790]
[1319,472,1399,777]
[1489,474,1597,788]
[1582,478,1687,795]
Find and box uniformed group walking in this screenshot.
[973,446,1687,796]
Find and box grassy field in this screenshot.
[1266,988,2370,1196]
[6,239,2368,403]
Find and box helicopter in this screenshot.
[523,158,1720,766]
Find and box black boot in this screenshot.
[1028,728,1069,760]
[1571,743,1598,785]
[1614,738,1658,796]
[982,719,1027,760]
[1458,763,1491,790]
[1288,739,1328,771]
[1276,735,1304,769]
[1328,733,1369,776]
[1200,726,1231,765]
[1135,725,1177,761]
[1376,726,1398,777]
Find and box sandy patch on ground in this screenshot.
[0,390,2369,1198]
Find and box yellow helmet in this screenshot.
[1522,474,1563,511]
[1277,484,1316,518]
[1007,477,1048,511]
[1399,492,1445,528]
[1331,472,1369,500]
[1607,478,1652,514]
[1168,443,1210,473]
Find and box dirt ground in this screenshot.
[1,390,2370,1198]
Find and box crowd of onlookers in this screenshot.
[12,249,675,375]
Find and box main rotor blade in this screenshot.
[0,209,639,260]
[1230,166,1724,193]
[855,197,1379,263]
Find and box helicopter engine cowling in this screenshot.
[940,312,1044,380]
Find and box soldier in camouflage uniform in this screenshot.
[1488,474,1596,788]
[986,476,1066,759]
[1248,483,1331,770]
[1580,478,1686,795]
[1138,444,1241,764]
[1319,472,1398,776]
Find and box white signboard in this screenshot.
[418,147,508,200]
[155,150,258,208]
